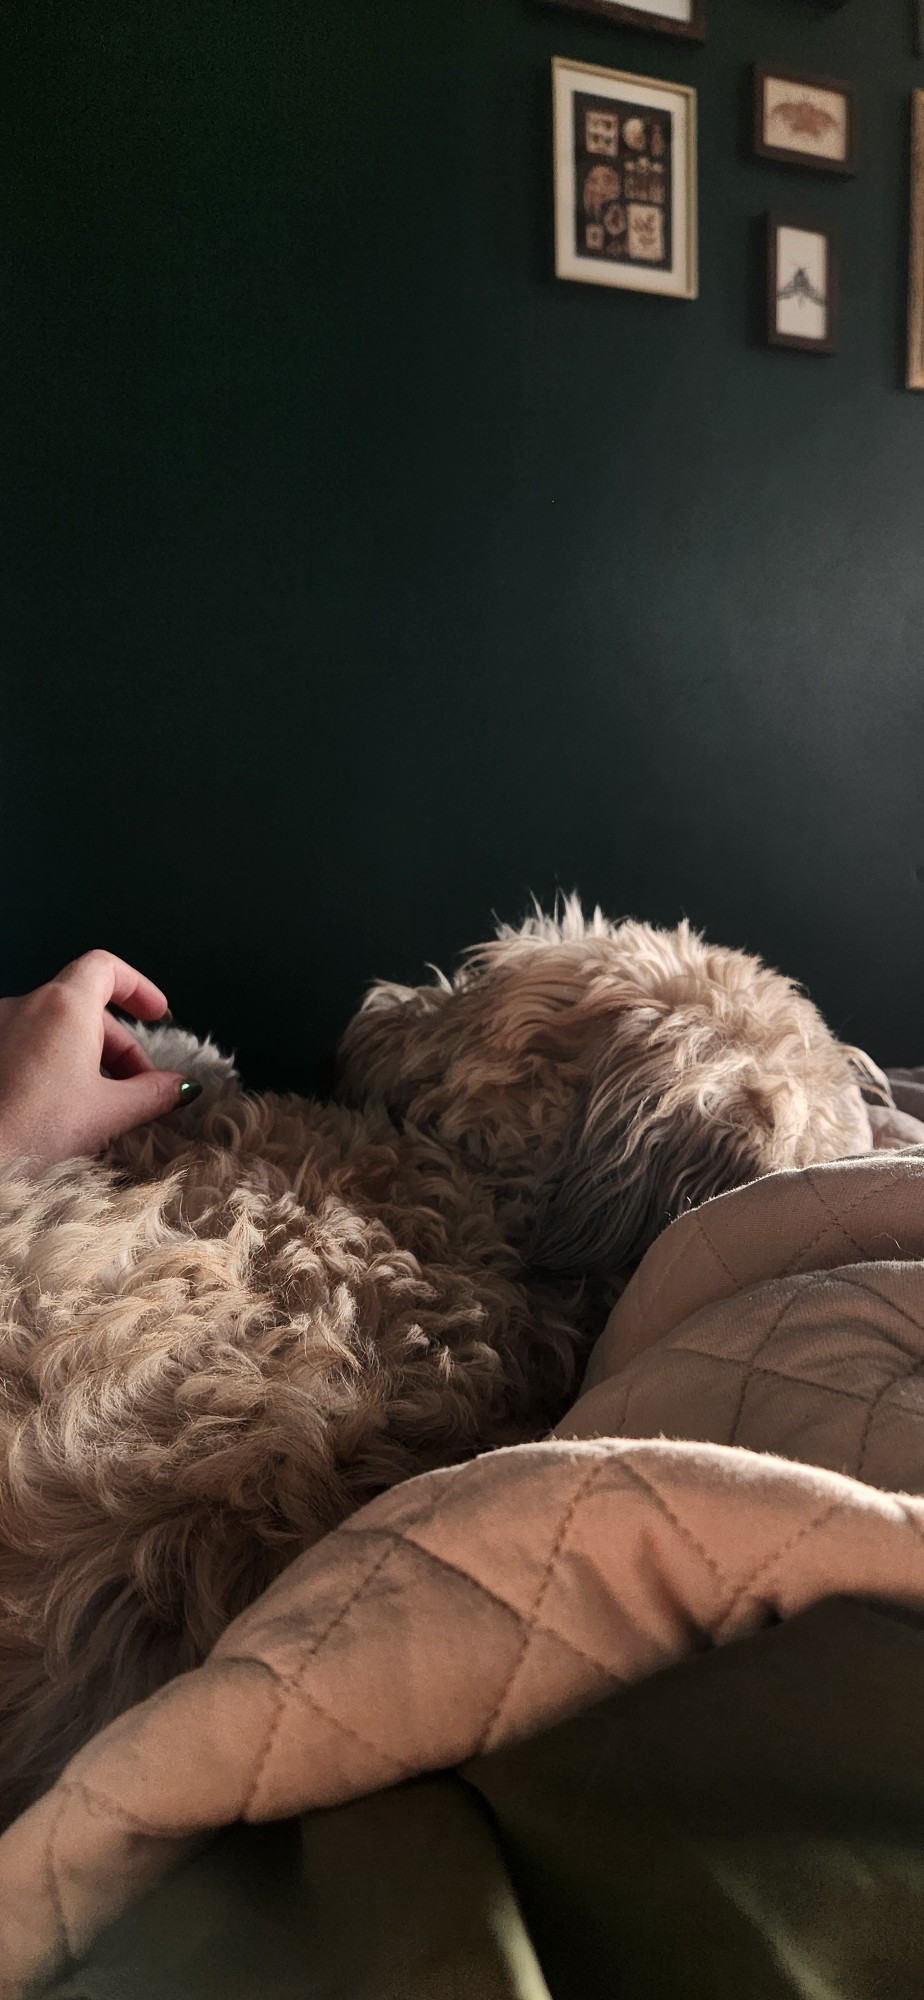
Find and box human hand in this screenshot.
[0,950,201,1172]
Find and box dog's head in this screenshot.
[339,898,875,1281]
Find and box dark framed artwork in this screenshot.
[754,65,856,175]
[908,91,924,387]
[553,57,698,299]
[538,0,705,43]
[766,214,837,355]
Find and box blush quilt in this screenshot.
[6,1148,924,1995]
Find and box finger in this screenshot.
[55,951,169,1023]
[97,1069,197,1144]
[101,1013,156,1081]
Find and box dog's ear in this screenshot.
[842,1044,893,1107]
[338,978,453,1114]
[529,1026,770,1279]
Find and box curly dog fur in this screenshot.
[0,900,875,1823]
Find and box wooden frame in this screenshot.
[753,65,856,176]
[553,57,698,300]
[908,92,924,388]
[766,214,837,355]
[537,0,705,43]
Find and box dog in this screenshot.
[0,899,878,1825]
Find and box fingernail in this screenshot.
[177,1078,202,1106]
[156,1009,174,1026]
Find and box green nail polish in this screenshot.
[177,1079,203,1106]
[158,1009,174,1026]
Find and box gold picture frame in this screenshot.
[908,91,924,389]
[552,57,698,301]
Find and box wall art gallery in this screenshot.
[538,0,924,383]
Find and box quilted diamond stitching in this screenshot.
[246,1667,408,1804]
[670,1281,924,1386]
[629,1162,918,1343]
[336,1523,534,1629]
[796,1171,887,1264]
[231,1657,288,1822]
[857,1353,924,1483]
[60,1664,293,1843]
[340,1524,638,1682]
[233,1479,458,1684]
[37,1473,909,1969]
[659,1343,875,1406]
[780,1167,914,1273]
[604,1454,736,1596]
[637,1161,914,1327]
[403,1481,623,1656]
[56,1776,167,1840]
[17,1437,924,2000]
[474,1459,614,1753]
[634,1206,712,1320]
[591,1372,634,1434]
[234,1536,400,1670]
[44,1783,72,1965]
[687,1214,743,1290]
[230,1512,452,1813]
[714,1496,846,1630]
[837,1268,924,1346]
[728,1288,808,1447]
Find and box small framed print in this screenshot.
[767,215,836,355]
[553,58,698,300]
[908,91,924,388]
[754,66,856,175]
[538,0,705,42]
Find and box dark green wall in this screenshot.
[2,0,923,1089]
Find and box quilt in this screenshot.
[5,1149,924,1994]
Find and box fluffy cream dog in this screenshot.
[0,900,876,1824]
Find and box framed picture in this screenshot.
[908,91,924,388]
[753,66,856,175]
[552,58,698,299]
[538,0,705,42]
[766,215,836,355]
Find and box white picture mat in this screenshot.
[595,0,692,20]
[553,60,697,298]
[775,225,828,342]
[762,77,848,163]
